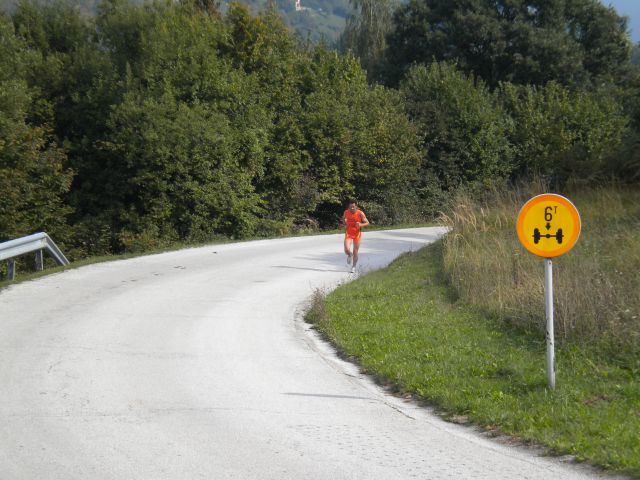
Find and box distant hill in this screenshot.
[222,0,352,43]
[0,0,353,43]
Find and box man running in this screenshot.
[343,199,370,273]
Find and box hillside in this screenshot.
[0,0,353,43]
[221,0,351,42]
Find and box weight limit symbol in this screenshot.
[533,228,563,244]
[532,205,563,244]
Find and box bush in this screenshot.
[400,62,515,192]
[500,82,628,183]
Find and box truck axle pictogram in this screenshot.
[533,228,563,244]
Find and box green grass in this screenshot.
[441,185,640,358]
[307,242,640,477]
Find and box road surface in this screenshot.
[0,228,623,479]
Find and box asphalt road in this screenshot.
[0,228,624,479]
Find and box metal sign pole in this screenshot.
[544,258,555,390]
[518,194,580,391]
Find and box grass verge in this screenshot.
[306,241,640,477]
[441,184,640,359]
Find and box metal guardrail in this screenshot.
[0,233,70,281]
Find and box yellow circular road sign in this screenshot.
[516,194,581,258]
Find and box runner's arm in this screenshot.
[357,212,370,228]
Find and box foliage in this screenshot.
[1,0,425,252]
[302,49,423,223]
[215,0,352,43]
[1,0,354,42]
[400,63,514,192]
[95,2,268,243]
[339,0,397,82]
[0,16,73,244]
[500,82,628,183]
[385,0,632,88]
[611,134,640,183]
[1,0,638,257]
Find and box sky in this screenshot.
[604,0,640,43]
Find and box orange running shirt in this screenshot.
[344,209,364,240]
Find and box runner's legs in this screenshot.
[352,237,361,268]
[344,236,353,257]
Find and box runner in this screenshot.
[343,200,370,273]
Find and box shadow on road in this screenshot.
[284,392,373,401]
[272,265,347,273]
[271,229,445,273]
[375,230,445,242]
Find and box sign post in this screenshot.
[544,258,554,389]
[516,194,581,389]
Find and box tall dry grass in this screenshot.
[440,182,640,359]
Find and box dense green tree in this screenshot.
[12,0,92,54]
[11,0,125,251]
[5,0,562,257]
[94,1,270,245]
[300,49,367,206]
[385,0,631,88]
[223,5,423,225]
[0,17,73,243]
[222,5,313,222]
[11,0,104,129]
[339,0,397,82]
[296,47,421,223]
[183,0,221,16]
[400,62,514,192]
[348,85,422,222]
[106,89,265,245]
[500,81,628,182]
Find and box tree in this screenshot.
[400,62,514,191]
[223,5,313,222]
[300,47,422,223]
[0,17,73,244]
[181,0,221,16]
[339,0,397,82]
[1,0,428,255]
[385,0,632,88]
[500,81,628,182]
[94,1,270,246]
[348,85,422,223]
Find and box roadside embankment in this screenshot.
[307,185,640,477]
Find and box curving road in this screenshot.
[0,228,623,479]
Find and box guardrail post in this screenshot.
[7,259,15,281]
[1,233,69,278]
[35,249,44,271]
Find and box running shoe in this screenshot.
[347,253,352,265]
[350,266,356,274]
